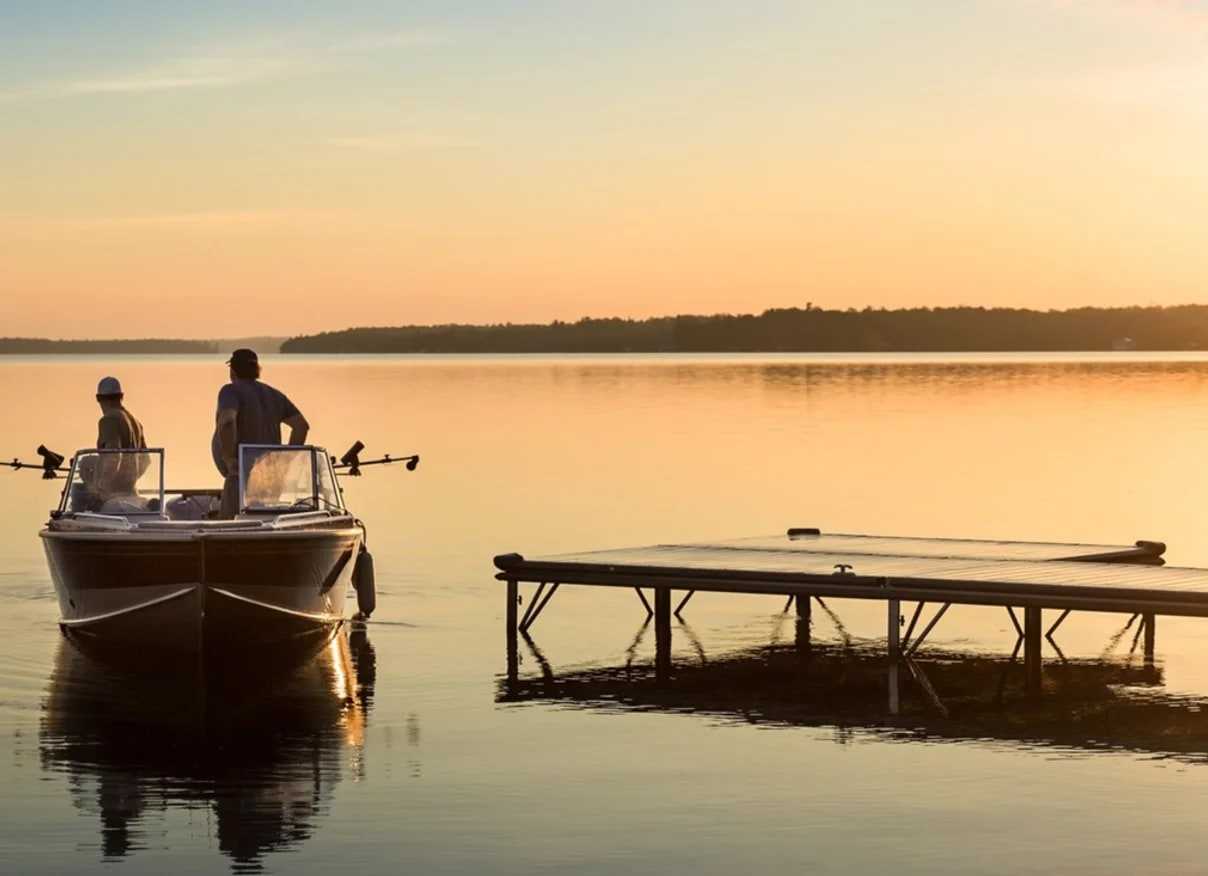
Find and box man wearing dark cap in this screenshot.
[213,349,309,518]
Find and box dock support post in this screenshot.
[1024,606,1042,694]
[796,594,812,623]
[518,582,546,630]
[1143,613,1156,664]
[506,579,519,683]
[887,598,900,715]
[795,594,812,654]
[655,588,672,681]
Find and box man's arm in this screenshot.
[95,416,123,486]
[217,407,239,475]
[284,412,309,446]
[97,416,120,449]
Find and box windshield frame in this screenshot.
[58,448,167,516]
[236,444,345,515]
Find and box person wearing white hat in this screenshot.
[95,376,146,451]
[76,377,149,510]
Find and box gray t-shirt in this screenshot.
[211,380,301,476]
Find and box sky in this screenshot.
[3,0,1208,339]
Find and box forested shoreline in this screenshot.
[280,305,1208,354]
[0,338,218,354]
[12,306,1208,354]
[0,336,285,354]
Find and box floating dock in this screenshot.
[494,530,1180,695]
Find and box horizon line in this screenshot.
[6,301,1208,344]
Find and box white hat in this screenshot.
[96,376,123,396]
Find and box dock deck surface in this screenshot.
[495,532,1199,614]
[724,532,1164,563]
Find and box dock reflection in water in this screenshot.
[498,624,1208,763]
[39,627,376,873]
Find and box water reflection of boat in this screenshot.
[40,627,377,872]
[41,445,369,652]
[498,632,1208,763]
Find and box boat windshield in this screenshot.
[239,445,344,514]
[61,449,165,516]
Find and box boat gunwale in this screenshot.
[40,524,363,543]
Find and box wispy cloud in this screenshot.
[327,29,450,54]
[2,26,451,102]
[61,56,293,96]
[0,209,351,231]
[1020,1,1208,108]
[1035,0,1208,30]
[325,130,477,152]
[1122,0,1208,24]
[1057,60,1208,107]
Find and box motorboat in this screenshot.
[32,443,411,653]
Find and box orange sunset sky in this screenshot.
[3,1,1208,339]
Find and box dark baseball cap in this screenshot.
[226,348,259,367]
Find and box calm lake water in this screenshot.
[4,352,1208,874]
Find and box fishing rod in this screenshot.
[332,441,420,476]
[5,446,69,479]
[7,441,419,480]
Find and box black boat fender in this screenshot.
[353,545,376,619]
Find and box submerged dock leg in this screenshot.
[655,588,672,681]
[506,579,519,683]
[797,594,812,624]
[795,593,812,654]
[1143,613,1156,665]
[888,598,900,715]
[1024,606,1042,694]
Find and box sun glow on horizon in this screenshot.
[4,1,1208,339]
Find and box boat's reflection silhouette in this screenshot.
[39,625,377,873]
[498,624,1208,763]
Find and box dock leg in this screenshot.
[655,588,672,681]
[795,594,812,654]
[888,598,900,715]
[1143,613,1156,665]
[506,579,518,683]
[1024,606,1042,694]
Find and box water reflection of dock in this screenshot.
[39,627,377,872]
[498,630,1208,764]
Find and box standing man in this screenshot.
[213,349,309,518]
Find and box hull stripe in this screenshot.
[60,586,197,627]
[208,586,343,624]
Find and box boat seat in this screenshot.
[166,494,220,521]
[100,495,151,515]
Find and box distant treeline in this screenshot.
[0,338,218,354]
[281,305,1208,354]
[0,337,288,354]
